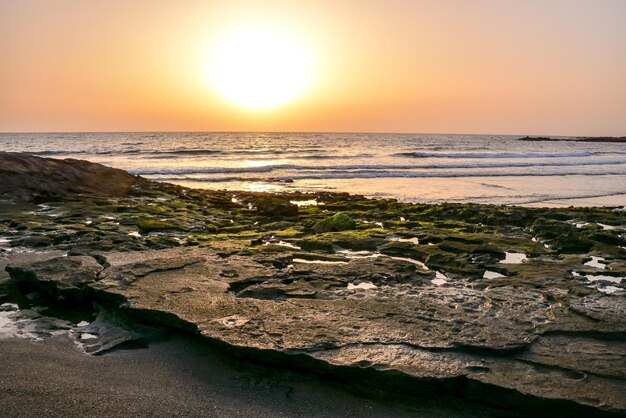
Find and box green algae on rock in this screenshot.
[313,213,357,233]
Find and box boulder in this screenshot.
[0,152,145,202]
[256,197,298,218]
[313,213,356,233]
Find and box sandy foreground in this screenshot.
[0,334,493,418]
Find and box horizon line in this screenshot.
[0,130,604,138]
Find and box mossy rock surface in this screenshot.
[137,219,178,233]
[313,213,357,233]
[256,197,298,218]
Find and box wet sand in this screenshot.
[0,335,495,418]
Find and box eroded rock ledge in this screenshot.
[1,153,625,416]
[4,246,625,416]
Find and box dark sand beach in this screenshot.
[3,335,467,418]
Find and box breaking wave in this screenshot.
[395,151,597,159]
[131,159,626,176]
[149,170,626,183]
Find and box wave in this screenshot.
[131,166,275,175]
[142,147,330,156]
[36,148,320,157]
[29,147,371,160]
[143,153,370,160]
[395,151,596,159]
[34,148,621,162]
[130,159,626,176]
[148,170,626,183]
[139,149,222,156]
[28,150,89,156]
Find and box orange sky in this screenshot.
[1,0,625,135]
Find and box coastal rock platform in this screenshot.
[1,153,625,416]
[5,247,626,416]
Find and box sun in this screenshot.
[208,25,314,110]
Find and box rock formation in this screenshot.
[1,153,625,416]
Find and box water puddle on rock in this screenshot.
[389,237,419,245]
[574,221,619,231]
[37,203,54,211]
[0,237,39,255]
[585,274,623,284]
[0,301,160,355]
[0,303,18,329]
[335,249,381,259]
[362,220,384,228]
[293,258,347,265]
[388,256,428,270]
[290,199,322,207]
[584,256,607,269]
[501,252,527,264]
[483,270,505,279]
[0,303,70,341]
[597,285,622,294]
[264,240,301,250]
[432,271,449,286]
[573,271,625,291]
[347,282,378,290]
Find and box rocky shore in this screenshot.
[1,152,625,416]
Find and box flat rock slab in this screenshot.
[5,247,626,414]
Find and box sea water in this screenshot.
[1,132,625,206]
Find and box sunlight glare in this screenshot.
[209,25,314,110]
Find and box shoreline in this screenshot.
[170,177,626,209]
[4,131,626,208]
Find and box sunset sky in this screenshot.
[1,0,625,135]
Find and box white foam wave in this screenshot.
[399,151,595,159]
[132,159,626,176]
[150,170,626,183]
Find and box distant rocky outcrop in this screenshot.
[518,136,626,143]
[0,152,146,202]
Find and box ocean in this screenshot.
[1,132,625,207]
